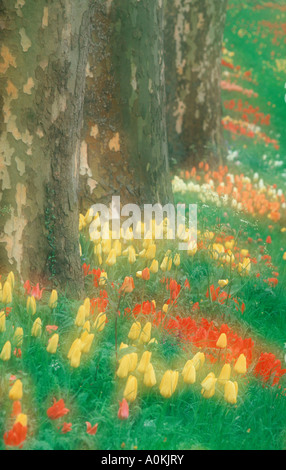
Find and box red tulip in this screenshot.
[118,398,129,420]
[86,422,98,435]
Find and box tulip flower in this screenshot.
[216,333,227,349]
[14,327,24,347]
[191,352,205,371]
[3,422,27,448]
[149,259,159,274]
[7,272,15,289]
[224,380,238,404]
[0,341,11,361]
[143,363,157,387]
[2,281,12,304]
[9,379,23,401]
[80,332,94,354]
[31,317,42,338]
[46,333,59,354]
[127,246,136,264]
[201,373,217,398]
[123,375,137,402]
[160,370,179,398]
[48,289,58,309]
[75,305,86,327]
[137,351,152,374]
[119,276,135,294]
[182,361,196,384]
[61,422,72,434]
[0,311,6,332]
[116,354,131,379]
[218,279,228,288]
[83,320,91,332]
[145,244,156,260]
[70,346,81,368]
[138,322,152,344]
[141,268,150,280]
[93,312,106,332]
[118,398,129,419]
[83,297,91,318]
[128,321,141,341]
[99,271,107,287]
[234,354,247,374]
[67,338,82,360]
[106,248,117,266]
[173,254,180,267]
[86,421,99,435]
[47,398,69,420]
[26,296,36,315]
[12,400,22,417]
[218,363,231,385]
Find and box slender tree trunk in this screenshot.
[0,0,91,295]
[80,0,173,211]
[164,0,228,167]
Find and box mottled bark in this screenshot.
[0,0,91,295]
[80,0,173,211]
[164,0,228,167]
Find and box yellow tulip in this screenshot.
[27,296,36,315]
[0,311,6,333]
[128,246,136,264]
[218,279,228,288]
[112,240,122,257]
[15,413,28,427]
[128,352,138,372]
[83,298,91,318]
[70,346,81,368]
[216,333,227,349]
[182,361,196,384]
[128,322,141,341]
[123,375,137,402]
[99,271,107,287]
[7,272,15,289]
[218,363,231,385]
[137,351,152,374]
[138,322,152,344]
[2,281,12,304]
[80,332,94,354]
[14,327,24,347]
[160,256,169,272]
[234,354,247,374]
[201,372,217,398]
[224,380,238,404]
[159,370,179,398]
[75,305,86,327]
[0,341,11,361]
[162,303,169,313]
[143,363,156,387]
[9,379,23,400]
[173,254,180,267]
[106,248,117,266]
[48,289,58,309]
[149,259,159,274]
[93,312,106,332]
[116,354,131,378]
[67,338,82,359]
[136,271,142,278]
[145,244,156,260]
[46,333,59,354]
[191,352,205,371]
[31,318,42,337]
[119,342,128,350]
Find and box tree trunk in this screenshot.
[164,0,228,167]
[0,0,91,295]
[80,0,173,211]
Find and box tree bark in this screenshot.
[0,0,91,295]
[80,0,173,211]
[164,0,228,167]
